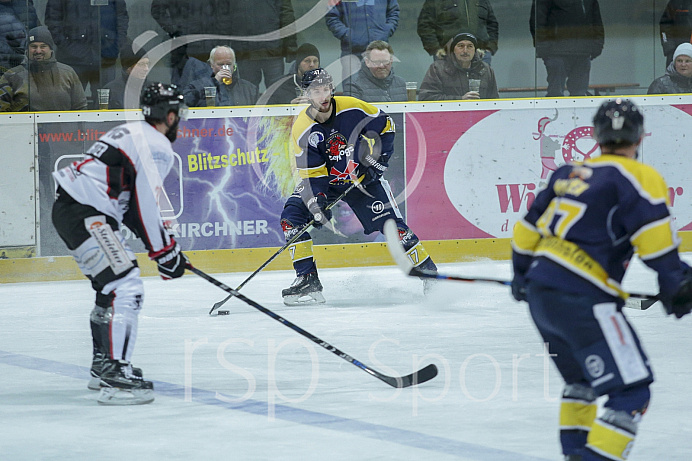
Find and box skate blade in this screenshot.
[283,291,326,306]
[97,387,155,405]
[87,376,102,391]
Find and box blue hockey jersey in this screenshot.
[512,154,687,303]
[290,96,395,195]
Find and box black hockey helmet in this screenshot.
[300,68,334,93]
[593,98,644,146]
[140,82,188,121]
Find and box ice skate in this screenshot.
[97,360,154,405]
[88,352,143,390]
[282,271,326,306]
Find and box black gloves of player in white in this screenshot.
[150,240,188,280]
[358,152,388,186]
[511,274,528,302]
[667,272,692,319]
[307,193,332,228]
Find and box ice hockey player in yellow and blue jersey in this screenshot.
[511,99,692,461]
[280,68,437,305]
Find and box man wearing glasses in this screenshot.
[344,40,406,102]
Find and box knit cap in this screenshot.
[27,26,55,50]
[295,43,320,66]
[673,43,692,61]
[450,32,477,51]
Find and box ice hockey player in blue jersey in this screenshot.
[280,68,437,305]
[511,99,692,461]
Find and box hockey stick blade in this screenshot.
[208,182,360,317]
[383,219,658,310]
[189,264,437,388]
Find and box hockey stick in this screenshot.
[382,220,658,311]
[189,264,438,388]
[209,182,359,316]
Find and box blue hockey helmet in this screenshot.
[593,99,644,146]
[300,68,334,94]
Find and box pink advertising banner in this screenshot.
[405,106,692,240]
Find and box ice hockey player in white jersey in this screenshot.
[51,82,189,405]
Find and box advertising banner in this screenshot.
[405,106,692,240]
[38,113,405,256]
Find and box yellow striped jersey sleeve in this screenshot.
[512,218,542,255]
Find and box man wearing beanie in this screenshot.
[103,42,150,109]
[0,26,86,111]
[344,40,407,102]
[263,43,320,105]
[648,42,692,94]
[419,32,498,101]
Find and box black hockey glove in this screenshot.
[668,273,692,319]
[358,152,388,186]
[511,274,528,302]
[150,240,188,280]
[307,193,332,228]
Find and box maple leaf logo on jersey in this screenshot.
[330,159,359,184]
[326,133,353,162]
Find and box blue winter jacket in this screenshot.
[326,0,400,56]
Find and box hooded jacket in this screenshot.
[344,63,407,102]
[0,53,87,111]
[647,59,692,94]
[418,38,498,101]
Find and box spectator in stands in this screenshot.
[417,0,498,64]
[103,43,149,109]
[660,1,692,66]
[264,43,319,105]
[170,46,208,92]
[530,0,604,97]
[214,0,298,90]
[327,0,399,88]
[183,45,258,107]
[326,0,400,60]
[0,26,86,111]
[0,0,39,75]
[44,0,129,106]
[150,0,215,63]
[419,32,498,101]
[344,40,406,102]
[648,43,692,94]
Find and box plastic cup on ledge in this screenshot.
[406,82,417,101]
[204,86,217,107]
[97,89,109,110]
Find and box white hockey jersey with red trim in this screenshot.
[52,121,176,254]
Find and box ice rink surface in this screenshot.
[1,258,691,460]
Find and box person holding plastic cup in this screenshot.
[182,45,258,107]
[419,32,498,101]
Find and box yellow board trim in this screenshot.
[4,232,692,284]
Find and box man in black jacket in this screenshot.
[213,0,297,90]
[44,0,129,105]
[530,0,604,97]
[417,0,499,64]
[660,0,692,66]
